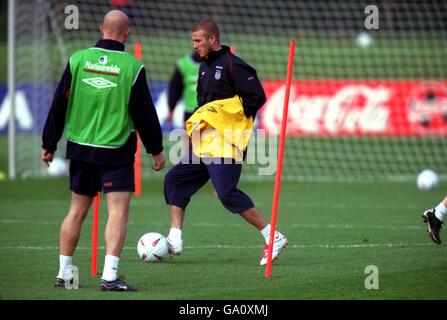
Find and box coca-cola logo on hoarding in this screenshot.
[262,83,390,135]
[260,80,447,136]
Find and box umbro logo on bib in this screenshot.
[82,77,117,89]
[99,56,108,65]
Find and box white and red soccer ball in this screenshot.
[137,232,168,262]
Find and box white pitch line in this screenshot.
[290,223,423,230]
[0,243,434,251]
[0,219,423,230]
[0,199,423,210]
[0,219,134,225]
[130,201,422,211]
[0,219,61,225]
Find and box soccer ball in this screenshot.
[137,232,168,262]
[356,32,373,48]
[417,169,439,191]
[47,157,68,176]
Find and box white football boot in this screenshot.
[260,231,288,266]
[166,236,183,255]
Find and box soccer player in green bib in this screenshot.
[42,10,165,292]
[167,51,201,125]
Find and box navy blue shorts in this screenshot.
[164,153,255,213]
[69,160,135,196]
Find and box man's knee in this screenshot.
[70,191,93,208]
[216,188,254,214]
[107,210,130,223]
[216,190,237,212]
[65,208,89,226]
[67,197,92,222]
[164,167,187,194]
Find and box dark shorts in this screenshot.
[69,160,135,196]
[163,153,255,213]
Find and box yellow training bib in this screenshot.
[185,96,253,161]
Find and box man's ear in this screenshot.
[210,35,216,45]
[99,24,104,35]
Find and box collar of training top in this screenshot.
[95,39,125,52]
[203,45,230,64]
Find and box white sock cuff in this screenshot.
[60,255,72,264]
[101,255,120,281]
[105,254,119,264]
[260,224,280,243]
[57,255,73,279]
[262,224,281,244]
[435,202,447,221]
[168,228,182,240]
[261,224,271,239]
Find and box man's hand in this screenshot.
[41,148,54,167]
[152,152,165,171]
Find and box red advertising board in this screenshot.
[260,80,447,136]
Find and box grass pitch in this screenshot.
[0,176,446,300]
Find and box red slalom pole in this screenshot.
[265,40,295,278]
[134,41,143,196]
[91,193,100,276]
[134,41,142,60]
